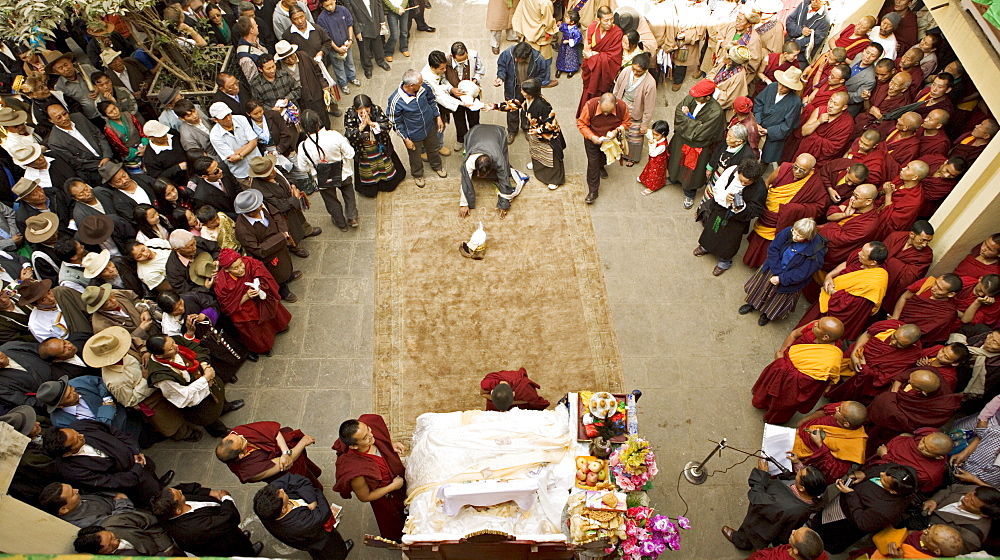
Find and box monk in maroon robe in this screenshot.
[799,241,888,340]
[892,274,963,343]
[749,536,829,560]
[791,401,868,483]
[792,92,854,165]
[911,77,956,119]
[918,155,964,216]
[873,161,928,241]
[213,249,291,354]
[956,275,1000,329]
[865,428,952,494]
[843,131,888,185]
[216,421,323,488]
[866,368,963,453]
[826,320,922,405]
[577,7,623,116]
[800,79,847,125]
[896,47,925,100]
[817,183,879,271]
[882,225,934,313]
[801,17,872,96]
[480,367,550,411]
[818,159,868,212]
[953,235,1000,278]
[948,118,998,166]
[854,71,912,138]
[916,343,970,393]
[752,317,844,424]
[882,112,923,176]
[333,414,406,542]
[918,109,952,158]
[743,156,826,268]
[881,0,917,53]
[755,48,802,96]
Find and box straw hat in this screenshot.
[82,249,112,279]
[775,67,804,91]
[99,49,121,68]
[11,177,40,201]
[274,40,298,61]
[82,326,132,368]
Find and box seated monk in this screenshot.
[918,155,965,217]
[866,428,953,494]
[817,183,879,271]
[918,109,951,157]
[792,91,854,165]
[752,317,845,424]
[854,64,911,138]
[842,129,887,185]
[957,274,1000,328]
[826,321,922,405]
[799,241,889,341]
[868,524,964,559]
[791,400,868,483]
[214,421,322,488]
[915,342,969,393]
[952,233,1000,278]
[800,63,849,124]
[479,367,551,411]
[891,273,963,343]
[743,154,826,268]
[949,118,998,166]
[867,369,963,453]
[818,160,868,209]
[881,222,934,314]
[882,112,923,176]
[896,47,924,99]
[746,527,829,560]
[912,72,956,119]
[874,159,929,240]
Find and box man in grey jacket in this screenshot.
[845,42,884,117]
[459,124,528,220]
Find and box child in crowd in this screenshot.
[639,120,670,196]
[556,9,582,78]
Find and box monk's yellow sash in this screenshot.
[753,171,814,240]
[792,424,868,463]
[915,276,936,296]
[819,267,888,314]
[789,343,843,382]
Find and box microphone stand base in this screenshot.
[683,461,708,485]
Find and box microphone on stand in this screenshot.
[683,439,790,485]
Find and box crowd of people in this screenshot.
[0,0,996,557]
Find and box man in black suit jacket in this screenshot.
[211,72,248,116]
[191,156,240,216]
[255,473,352,560]
[73,516,181,556]
[45,105,115,187]
[0,340,65,412]
[98,162,159,222]
[151,482,262,556]
[41,419,171,505]
[13,178,74,238]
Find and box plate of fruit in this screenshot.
[577,392,628,442]
[575,456,609,490]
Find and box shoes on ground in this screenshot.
[712,266,727,277]
[415,177,425,187]
[158,470,175,486]
[420,152,428,161]
[671,83,682,91]
[548,183,559,190]
[337,224,349,232]
[599,167,608,179]
[738,304,754,315]
[693,245,708,257]
[454,142,464,151]
[289,270,303,282]
[351,78,361,86]
[305,227,323,238]
[758,315,771,326]
[222,399,246,414]
[349,218,359,228]
[385,55,394,62]
[439,146,451,156]
[683,196,694,209]
[284,292,298,303]
[435,167,448,178]
[182,430,203,442]
[341,85,350,94]
[526,162,533,170]
[506,131,516,144]
[543,79,559,88]
[252,542,264,556]
[290,247,310,258]
[247,352,259,362]
[364,69,373,79]
[402,51,410,57]
[722,526,734,543]
[584,193,597,204]
[492,46,500,55]
[378,62,391,71]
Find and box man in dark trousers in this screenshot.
[668,79,726,209]
[345,0,390,79]
[150,482,263,556]
[255,473,353,559]
[459,124,528,221]
[495,41,551,145]
[576,93,631,205]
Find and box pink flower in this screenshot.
[640,540,660,556]
[677,516,691,529]
[652,541,667,555]
[650,515,672,533]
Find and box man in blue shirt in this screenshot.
[316,0,361,94]
[387,69,447,187]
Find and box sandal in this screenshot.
[624,160,635,167]
[642,188,653,196]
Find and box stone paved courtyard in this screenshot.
[147,2,810,557]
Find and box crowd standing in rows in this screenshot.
[0,0,996,557]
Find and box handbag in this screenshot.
[673,45,689,64]
[380,22,389,36]
[302,141,343,190]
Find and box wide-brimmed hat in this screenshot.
[44,52,74,74]
[12,177,40,201]
[83,326,132,368]
[16,278,52,305]
[36,376,70,413]
[775,67,804,90]
[142,120,170,137]
[234,189,264,214]
[99,49,122,68]
[82,249,112,279]
[0,405,37,436]
[728,45,750,65]
[99,161,124,183]
[0,107,28,127]
[274,40,298,61]
[81,282,114,313]
[189,252,218,286]
[10,143,42,167]
[209,101,232,119]
[156,86,181,106]
[24,212,58,243]
[248,154,277,178]
[87,20,115,36]
[77,215,115,245]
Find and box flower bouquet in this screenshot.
[609,436,658,492]
[617,507,691,559]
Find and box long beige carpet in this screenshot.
[373,173,624,437]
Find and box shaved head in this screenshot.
[598,92,617,112]
[830,91,849,105]
[908,160,930,180]
[925,524,963,557]
[909,369,941,393]
[861,129,882,144]
[899,111,923,131]
[855,183,878,200]
[895,324,922,347]
[921,431,954,457]
[795,153,816,170]
[841,401,867,427]
[816,317,845,342]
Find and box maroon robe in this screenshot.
[953,245,1000,278]
[333,414,406,541]
[834,25,872,60]
[874,179,924,240]
[897,277,960,343]
[228,421,323,488]
[882,230,933,314]
[918,130,951,158]
[956,278,1000,328]
[818,158,860,213]
[918,345,959,393]
[794,109,854,165]
[818,208,879,271]
[949,133,988,165]
[755,53,799,95]
[903,65,924,100]
[865,428,946,494]
[918,155,958,216]
[743,164,827,268]
[577,22,624,116]
[751,325,832,424]
[480,368,551,411]
[826,319,923,404]
[890,10,918,53]
[844,138,888,185]
[798,259,885,340]
[213,255,291,354]
[801,83,846,124]
[866,368,963,452]
[882,131,921,175]
[797,402,865,483]
[750,544,829,560]
[853,81,910,137]
[911,86,955,119]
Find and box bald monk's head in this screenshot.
[858,129,882,153]
[851,183,878,209]
[887,71,912,97]
[901,159,930,182]
[598,93,617,113]
[813,317,845,343]
[923,524,964,558]
[835,401,867,429]
[900,47,922,69]
[908,369,941,394]
[793,153,816,179]
[897,111,923,133]
[918,431,954,459]
[828,91,849,116]
[891,324,922,348]
[788,527,826,560]
[923,108,950,131]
